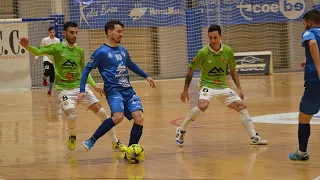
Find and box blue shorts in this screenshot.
[106,88,143,120]
[300,87,320,115]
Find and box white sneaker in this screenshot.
[251,133,268,145]
[176,127,186,147]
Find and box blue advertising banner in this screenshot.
[199,0,306,26]
[69,0,186,28]
[69,0,306,28]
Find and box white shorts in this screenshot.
[199,87,242,106]
[58,85,99,111]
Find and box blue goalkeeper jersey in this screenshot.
[302,27,320,87]
[85,44,148,92]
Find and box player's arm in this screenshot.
[126,53,148,78]
[79,51,104,101]
[302,31,320,77]
[181,54,201,103]
[308,40,320,77]
[183,68,195,93]
[230,69,242,90]
[126,51,156,88]
[34,38,45,61]
[19,37,55,56]
[79,49,96,88]
[228,49,244,100]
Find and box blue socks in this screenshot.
[90,117,115,143]
[298,123,310,152]
[129,123,143,146]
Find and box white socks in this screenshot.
[180,107,201,131]
[67,114,77,136]
[96,108,109,121]
[96,108,118,142]
[239,109,256,138]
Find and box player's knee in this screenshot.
[197,104,208,112]
[64,108,76,116]
[197,100,209,112]
[88,102,102,114]
[132,111,144,125]
[238,103,247,111]
[112,113,124,124]
[67,114,78,129]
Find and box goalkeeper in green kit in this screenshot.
[19,21,127,152]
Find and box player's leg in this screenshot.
[83,91,125,151]
[47,62,54,97]
[176,87,211,146]
[289,87,320,160]
[221,88,267,145]
[83,87,127,152]
[121,91,144,161]
[59,89,79,150]
[124,93,144,147]
[43,61,50,87]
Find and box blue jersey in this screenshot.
[86,44,148,92]
[302,27,320,87]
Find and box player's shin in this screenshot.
[90,117,115,143]
[129,123,143,146]
[96,108,118,142]
[67,114,77,136]
[298,123,310,153]
[48,82,54,92]
[180,106,201,131]
[239,109,256,138]
[67,114,78,150]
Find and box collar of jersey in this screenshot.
[208,43,223,53]
[62,39,76,48]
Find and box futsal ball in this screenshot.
[125,144,145,163]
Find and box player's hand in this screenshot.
[301,61,306,68]
[93,85,105,96]
[238,89,245,100]
[181,90,189,103]
[19,37,29,48]
[77,92,86,105]
[34,56,39,62]
[146,77,156,88]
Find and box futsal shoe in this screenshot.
[289,150,309,161]
[83,139,94,151]
[112,140,128,152]
[68,136,76,150]
[250,133,268,145]
[176,127,186,147]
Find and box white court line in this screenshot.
[314,176,320,180]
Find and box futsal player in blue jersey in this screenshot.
[289,9,320,161]
[77,20,156,154]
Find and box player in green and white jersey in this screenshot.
[176,25,267,146]
[34,26,60,97]
[19,21,127,152]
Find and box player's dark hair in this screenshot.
[104,20,124,35]
[208,24,221,35]
[303,9,320,24]
[63,21,78,31]
[48,26,55,32]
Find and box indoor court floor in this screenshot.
[0,72,320,180]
